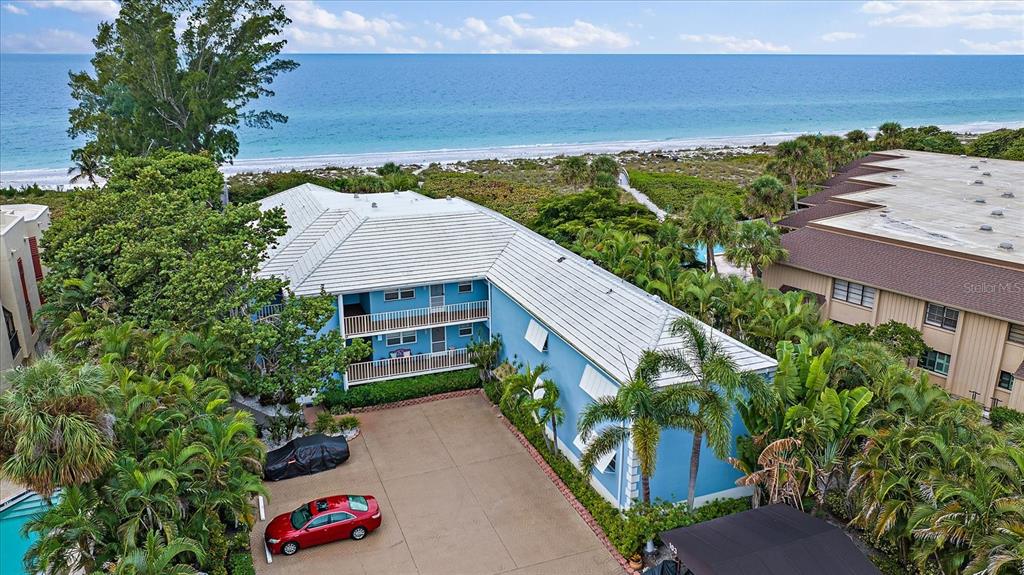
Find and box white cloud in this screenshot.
[959,37,1024,53]
[1,28,93,53]
[679,33,791,53]
[820,31,861,42]
[860,1,898,14]
[284,27,376,52]
[3,3,27,15]
[486,15,632,51]
[865,1,1024,30]
[23,0,119,18]
[513,12,534,20]
[286,1,400,36]
[463,17,489,35]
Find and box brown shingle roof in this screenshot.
[778,201,875,229]
[800,179,889,206]
[781,227,1024,323]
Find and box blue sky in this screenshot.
[1,1,1022,54]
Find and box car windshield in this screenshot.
[290,505,312,530]
[348,496,369,512]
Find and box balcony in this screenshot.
[344,301,488,337]
[346,348,472,384]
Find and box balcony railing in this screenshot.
[346,348,471,384]
[254,303,284,321]
[344,300,488,336]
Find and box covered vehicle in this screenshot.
[263,433,349,481]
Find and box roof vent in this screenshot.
[586,259,594,266]
[998,241,1014,251]
[974,198,986,204]
[393,190,399,196]
[972,180,984,185]
[991,209,1004,217]
[980,159,988,163]
[445,195,452,201]
[354,193,360,199]
[1001,192,1015,198]
[959,154,967,158]
[970,165,979,169]
[889,175,898,179]
[982,172,992,177]
[605,288,614,295]
[650,294,661,301]
[879,213,887,218]
[979,224,993,231]
[556,256,566,263]
[371,202,378,208]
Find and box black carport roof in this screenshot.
[659,504,880,575]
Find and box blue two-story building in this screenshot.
[258,185,776,509]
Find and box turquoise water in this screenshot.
[1,54,1022,171]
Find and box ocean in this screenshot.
[1,54,1022,177]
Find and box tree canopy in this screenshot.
[68,0,298,165]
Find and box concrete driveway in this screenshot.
[251,392,622,575]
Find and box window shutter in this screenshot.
[16,258,33,329]
[28,236,44,304]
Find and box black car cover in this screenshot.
[263,433,350,481]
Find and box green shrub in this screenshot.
[990,406,1024,430]
[227,552,256,575]
[493,388,747,556]
[336,414,360,431]
[627,170,744,216]
[318,369,479,410]
[313,411,336,434]
[420,172,554,224]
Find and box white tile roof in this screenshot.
[258,184,776,384]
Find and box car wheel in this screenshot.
[282,541,299,556]
[351,527,368,540]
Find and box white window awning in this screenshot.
[579,365,618,400]
[525,319,549,352]
[532,376,546,399]
[573,430,616,473]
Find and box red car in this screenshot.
[265,495,382,556]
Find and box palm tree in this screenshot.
[771,139,826,210]
[724,220,788,278]
[730,437,806,509]
[0,354,116,496]
[499,363,549,417]
[681,194,735,275]
[67,146,104,186]
[559,156,588,191]
[875,121,904,150]
[743,175,789,222]
[576,351,703,506]
[109,532,204,575]
[589,155,619,181]
[657,316,776,509]
[820,135,853,175]
[23,485,111,575]
[532,380,565,452]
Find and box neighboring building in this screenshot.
[258,185,776,508]
[765,150,1024,410]
[0,204,50,376]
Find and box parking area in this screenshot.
[251,392,622,575]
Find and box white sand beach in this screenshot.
[2,120,1021,189]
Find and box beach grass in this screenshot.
[420,171,555,224]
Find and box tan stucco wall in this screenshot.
[0,207,50,374]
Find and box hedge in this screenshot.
[319,369,480,410]
[990,405,1024,430]
[497,392,748,555]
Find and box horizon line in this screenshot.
[2,51,1023,57]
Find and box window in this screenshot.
[16,258,32,325]
[306,515,331,529]
[28,236,44,305]
[924,303,960,331]
[525,319,549,352]
[579,365,618,400]
[385,331,416,346]
[329,512,355,523]
[3,307,19,359]
[831,279,876,308]
[458,324,473,337]
[1009,323,1024,345]
[290,506,313,530]
[606,454,617,473]
[573,430,616,473]
[383,288,415,301]
[919,350,951,376]
[457,282,473,294]
[348,496,369,512]
[998,371,1015,391]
